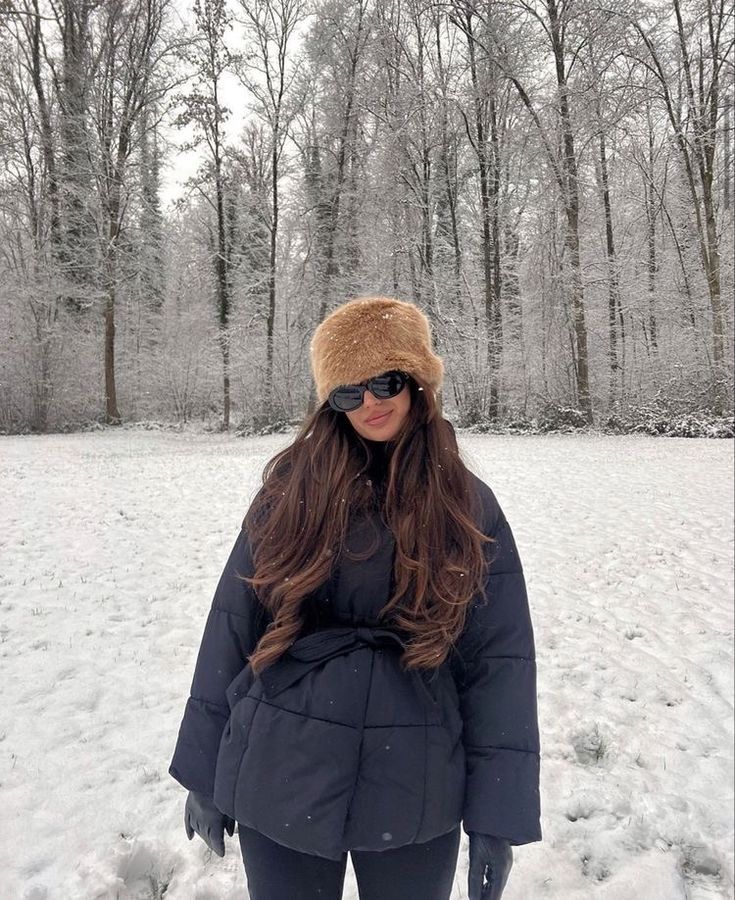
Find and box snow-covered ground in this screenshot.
[0,429,732,900]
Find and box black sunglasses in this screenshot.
[328,370,410,412]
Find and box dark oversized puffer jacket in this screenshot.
[169,470,541,860]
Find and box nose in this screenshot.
[362,389,382,409]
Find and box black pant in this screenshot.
[238,823,462,900]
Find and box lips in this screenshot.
[365,410,392,426]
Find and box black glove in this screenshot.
[184,790,235,857]
[468,832,513,900]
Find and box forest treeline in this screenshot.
[0,0,732,434]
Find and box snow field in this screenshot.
[0,430,732,898]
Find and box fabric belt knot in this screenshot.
[259,625,437,708]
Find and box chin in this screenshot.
[362,423,402,442]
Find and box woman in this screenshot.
[169,296,542,900]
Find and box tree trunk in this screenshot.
[465,10,500,420]
[724,95,731,212]
[219,326,231,430]
[214,150,230,429]
[29,0,60,250]
[596,127,625,405]
[489,74,503,414]
[434,14,463,310]
[671,0,726,412]
[317,1,365,322]
[644,100,657,389]
[104,238,121,425]
[547,0,592,421]
[266,132,278,412]
[59,0,95,304]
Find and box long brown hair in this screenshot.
[242,374,496,675]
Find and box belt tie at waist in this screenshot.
[259,625,437,708]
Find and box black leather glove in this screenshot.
[468,832,513,900]
[184,790,235,857]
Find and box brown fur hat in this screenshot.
[310,296,444,403]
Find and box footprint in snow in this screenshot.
[113,836,178,899]
[571,722,611,765]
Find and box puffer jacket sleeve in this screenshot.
[451,476,542,845]
[168,525,271,798]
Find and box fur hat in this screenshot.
[310,296,444,404]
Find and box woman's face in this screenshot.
[344,376,412,442]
